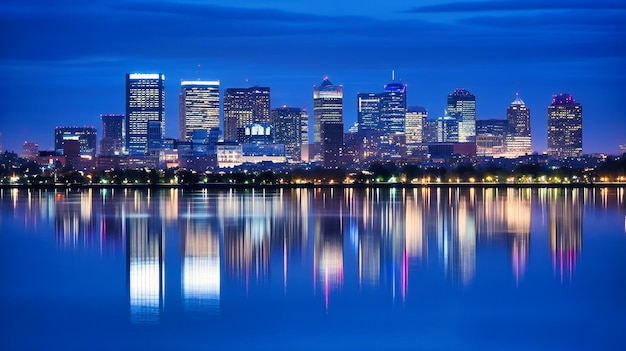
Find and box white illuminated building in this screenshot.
[179,80,220,141]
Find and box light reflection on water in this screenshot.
[1,186,625,349]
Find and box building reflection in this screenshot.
[356,188,381,287]
[220,190,272,284]
[98,189,125,252]
[313,189,344,308]
[180,200,221,312]
[548,189,583,281]
[435,188,476,285]
[126,199,164,324]
[8,186,619,319]
[476,188,531,282]
[54,189,95,248]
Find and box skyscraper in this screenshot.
[126,73,165,156]
[506,93,532,157]
[447,88,476,142]
[436,112,459,143]
[379,82,406,135]
[223,86,270,142]
[179,81,220,142]
[272,106,303,162]
[313,77,343,162]
[548,93,582,158]
[405,106,427,145]
[357,93,380,133]
[54,126,97,158]
[100,114,125,156]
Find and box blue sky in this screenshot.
[1,0,624,153]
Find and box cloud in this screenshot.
[407,0,626,13]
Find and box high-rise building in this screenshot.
[379,83,406,135]
[21,141,39,160]
[548,93,582,158]
[300,109,310,162]
[476,119,507,136]
[313,78,343,162]
[357,93,380,133]
[54,126,97,158]
[476,119,506,157]
[447,88,476,142]
[223,86,270,142]
[179,81,220,142]
[272,106,303,162]
[405,106,427,145]
[126,73,165,156]
[436,112,459,143]
[100,114,125,156]
[505,94,532,157]
[422,119,439,144]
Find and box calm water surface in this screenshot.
[1,187,625,350]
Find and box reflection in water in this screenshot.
[313,189,345,309]
[477,188,531,282]
[127,212,164,324]
[549,189,583,282]
[180,200,220,312]
[4,186,624,322]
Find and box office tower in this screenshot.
[54,126,97,158]
[223,86,270,141]
[300,109,309,147]
[437,112,459,143]
[21,141,39,160]
[313,77,343,162]
[505,94,532,157]
[476,119,506,157]
[405,106,427,145]
[422,119,439,143]
[548,93,582,158]
[447,88,476,142]
[126,73,165,156]
[357,93,380,133]
[379,82,407,134]
[100,114,125,156]
[272,106,303,162]
[179,81,220,142]
[476,119,507,136]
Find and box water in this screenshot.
[1,187,624,350]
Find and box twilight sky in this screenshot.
[1,0,624,154]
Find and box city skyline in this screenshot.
[1,0,624,154]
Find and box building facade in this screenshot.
[100,114,125,156]
[272,106,303,162]
[179,81,220,142]
[379,83,407,135]
[126,73,165,156]
[548,93,582,158]
[223,86,270,142]
[506,94,532,157]
[313,78,343,161]
[54,126,97,158]
[447,88,476,143]
[357,93,380,133]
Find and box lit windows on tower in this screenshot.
[447,88,476,143]
[126,73,165,156]
[548,93,582,158]
[179,81,220,142]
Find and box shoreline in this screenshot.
[1,182,624,190]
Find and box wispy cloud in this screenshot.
[408,0,626,13]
